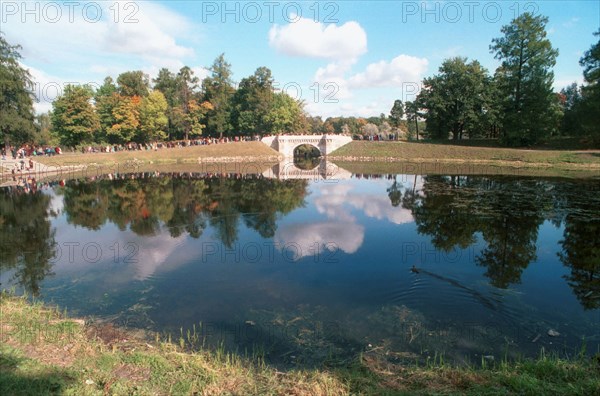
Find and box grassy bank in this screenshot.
[2,292,599,395]
[330,141,600,171]
[32,141,600,173]
[33,142,282,168]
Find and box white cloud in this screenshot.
[269,17,367,61]
[554,76,584,91]
[3,1,196,90]
[348,54,429,89]
[562,17,580,28]
[314,183,414,225]
[307,54,428,118]
[102,2,194,59]
[25,64,77,114]
[275,221,365,260]
[191,66,210,81]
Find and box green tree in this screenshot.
[389,100,404,129]
[417,57,491,140]
[305,117,323,134]
[202,54,235,137]
[404,100,421,140]
[171,66,203,141]
[0,34,36,146]
[117,70,150,97]
[490,13,559,145]
[51,85,99,147]
[153,68,180,138]
[33,112,56,146]
[95,77,118,142]
[153,68,179,107]
[578,30,600,142]
[138,90,169,142]
[265,92,304,134]
[230,66,275,136]
[559,82,584,136]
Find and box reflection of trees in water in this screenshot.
[293,144,321,170]
[400,176,555,288]
[558,185,600,309]
[387,176,402,207]
[0,190,57,295]
[409,176,478,251]
[61,176,308,247]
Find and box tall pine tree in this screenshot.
[490,13,559,146]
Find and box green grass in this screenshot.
[330,141,600,165]
[34,141,281,168]
[2,291,599,395]
[329,141,600,177]
[18,140,600,183]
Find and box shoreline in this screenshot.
[2,141,599,184]
[1,291,598,395]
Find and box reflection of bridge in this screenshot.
[263,160,352,180]
[261,134,353,157]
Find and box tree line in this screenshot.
[1,12,598,148]
[395,13,599,146]
[50,55,312,148]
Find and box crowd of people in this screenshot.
[1,145,62,159]
[1,135,263,161]
[80,135,261,154]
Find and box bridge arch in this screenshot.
[291,142,322,157]
[261,134,353,157]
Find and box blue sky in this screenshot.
[2,1,598,117]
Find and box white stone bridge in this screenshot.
[261,134,353,157]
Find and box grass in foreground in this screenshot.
[1,291,599,395]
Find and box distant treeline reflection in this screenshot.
[61,173,308,243]
[394,175,600,309]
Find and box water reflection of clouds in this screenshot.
[277,181,414,260]
[49,190,64,213]
[130,234,189,280]
[52,229,189,281]
[315,183,414,225]
[275,221,364,260]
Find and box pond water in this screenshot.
[1,165,599,367]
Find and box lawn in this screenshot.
[34,141,282,167]
[330,141,600,165]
